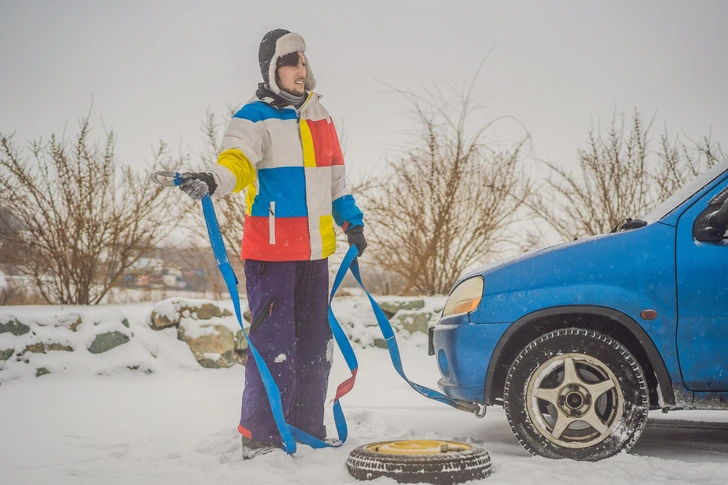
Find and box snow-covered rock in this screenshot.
[177,320,246,368]
[150,297,232,329]
[0,296,443,380]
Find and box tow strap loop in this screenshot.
[201,194,349,455]
[196,192,473,456]
[338,247,481,414]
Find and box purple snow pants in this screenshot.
[239,259,332,446]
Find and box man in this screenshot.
[178,29,366,459]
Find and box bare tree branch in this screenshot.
[361,84,531,295]
[0,113,184,304]
[528,109,724,241]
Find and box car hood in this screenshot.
[455,235,600,289]
[453,222,674,297]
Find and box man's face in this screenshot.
[276,52,307,96]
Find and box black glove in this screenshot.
[346,225,367,257]
[179,172,217,200]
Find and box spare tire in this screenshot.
[346,440,491,485]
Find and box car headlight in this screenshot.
[442,277,484,317]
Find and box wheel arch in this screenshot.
[484,306,675,408]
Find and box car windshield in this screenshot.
[641,158,728,223]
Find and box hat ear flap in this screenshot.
[268,53,281,94]
[303,54,316,91]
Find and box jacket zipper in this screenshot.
[269,201,276,244]
[250,297,279,334]
[296,103,313,257]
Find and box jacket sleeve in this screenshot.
[329,118,364,231]
[211,108,265,197]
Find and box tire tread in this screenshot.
[503,327,649,460]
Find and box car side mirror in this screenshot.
[710,198,728,232]
[694,199,728,242]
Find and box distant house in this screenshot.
[0,206,23,233]
[0,206,25,265]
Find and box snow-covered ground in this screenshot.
[1,300,727,485]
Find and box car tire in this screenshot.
[346,440,492,484]
[503,327,649,461]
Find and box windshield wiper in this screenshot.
[610,217,648,233]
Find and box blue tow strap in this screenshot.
[193,191,478,455]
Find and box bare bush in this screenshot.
[0,277,47,306]
[175,110,247,284]
[197,110,247,257]
[361,86,531,295]
[655,130,724,202]
[529,110,724,241]
[0,114,183,304]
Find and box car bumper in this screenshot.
[432,315,510,403]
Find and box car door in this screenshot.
[676,176,728,391]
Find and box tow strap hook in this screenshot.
[453,400,487,417]
[474,403,487,418]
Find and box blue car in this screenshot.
[431,158,728,461]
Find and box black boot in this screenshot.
[241,436,279,460]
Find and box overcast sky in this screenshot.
[1,0,727,180]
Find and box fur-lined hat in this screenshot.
[258,29,316,95]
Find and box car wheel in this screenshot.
[503,327,649,461]
[346,440,491,484]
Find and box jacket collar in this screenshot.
[255,83,321,112]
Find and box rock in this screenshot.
[88,331,130,354]
[150,310,178,330]
[234,330,249,351]
[24,343,47,354]
[23,342,74,354]
[226,349,246,367]
[197,354,223,369]
[392,312,432,335]
[223,309,233,317]
[70,317,83,332]
[51,313,83,332]
[373,338,389,349]
[46,343,73,352]
[377,300,426,318]
[194,303,224,320]
[400,300,426,311]
[178,323,241,369]
[0,318,30,336]
[151,299,230,330]
[0,349,13,361]
[234,330,249,366]
[367,312,431,348]
[36,367,50,377]
[127,365,153,374]
[121,318,130,328]
[378,308,396,320]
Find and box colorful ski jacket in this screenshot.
[212,91,363,262]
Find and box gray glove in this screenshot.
[346,225,367,257]
[179,172,217,200]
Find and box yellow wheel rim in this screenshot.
[365,440,472,455]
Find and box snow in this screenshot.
[1,299,728,484]
[203,352,222,361]
[179,319,222,339]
